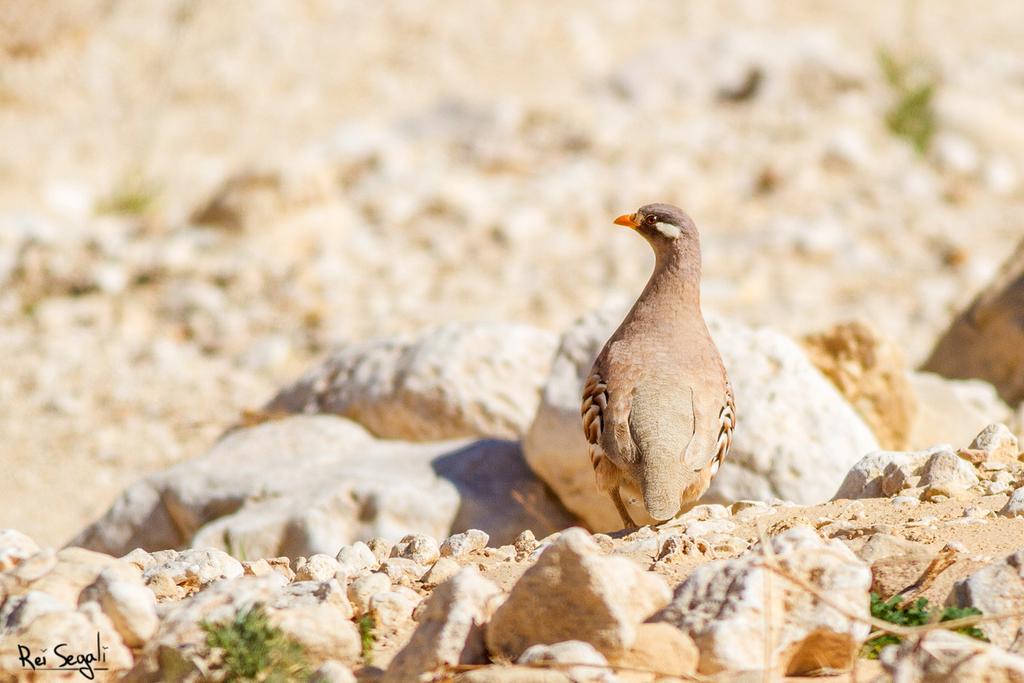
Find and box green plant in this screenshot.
[358,614,376,665]
[201,604,309,682]
[860,592,987,659]
[879,49,938,154]
[95,172,160,216]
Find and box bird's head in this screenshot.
[613,203,696,249]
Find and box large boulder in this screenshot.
[653,526,871,676]
[802,320,917,450]
[71,415,575,558]
[523,304,879,530]
[266,323,558,441]
[923,237,1024,406]
[907,372,1014,450]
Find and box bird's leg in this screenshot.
[610,487,637,529]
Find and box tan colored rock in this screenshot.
[269,603,361,664]
[486,528,671,659]
[655,526,871,675]
[311,659,358,683]
[79,567,158,648]
[266,322,558,441]
[924,237,1024,405]
[803,320,917,449]
[0,529,40,572]
[275,579,354,621]
[141,547,243,596]
[919,448,980,498]
[421,557,461,588]
[608,623,698,679]
[999,487,1024,518]
[380,557,426,586]
[971,423,1020,463]
[336,542,378,575]
[881,629,1024,681]
[834,447,938,500]
[384,568,502,683]
[6,547,138,608]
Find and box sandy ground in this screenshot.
[1,1,1023,546]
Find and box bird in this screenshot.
[580,203,735,528]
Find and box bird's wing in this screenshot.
[581,371,607,467]
[709,379,736,477]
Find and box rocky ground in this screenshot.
[3,1,1024,681]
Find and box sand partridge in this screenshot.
[581,203,735,528]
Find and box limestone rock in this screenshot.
[396,533,441,566]
[654,526,871,675]
[336,542,379,575]
[456,666,571,683]
[0,529,40,572]
[880,629,1024,681]
[908,372,1013,451]
[924,237,1024,405]
[803,320,917,449]
[834,447,944,500]
[971,423,1020,462]
[311,660,358,683]
[266,322,558,441]
[1000,488,1024,518]
[948,549,1024,649]
[518,641,617,683]
[370,589,418,628]
[441,530,490,559]
[524,305,879,530]
[294,554,341,582]
[141,548,244,597]
[4,547,138,608]
[0,605,134,676]
[918,448,980,497]
[73,415,575,558]
[608,623,698,679]
[486,528,671,658]
[348,573,391,617]
[384,568,502,683]
[421,557,461,588]
[79,568,158,648]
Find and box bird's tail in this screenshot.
[639,447,683,521]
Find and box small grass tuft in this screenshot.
[95,172,160,216]
[358,613,376,665]
[878,49,938,154]
[201,604,309,682]
[860,592,986,659]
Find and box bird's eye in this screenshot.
[645,214,657,225]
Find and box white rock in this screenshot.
[384,568,502,682]
[881,629,1024,680]
[79,568,158,648]
[142,547,244,590]
[74,416,573,558]
[524,305,879,530]
[918,448,980,493]
[948,548,1024,649]
[654,526,871,675]
[486,528,671,658]
[519,641,617,683]
[295,554,342,582]
[370,589,418,628]
[266,322,558,441]
[1001,488,1024,518]
[348,573,392,617]
[834,447,941,499]
[441,529,490,558]
[336,542,378,575]
[380,557,427,586]
[0,591,67,633]
[971,423,1019,461]
[397,533,441,565]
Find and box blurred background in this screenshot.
[1,0,1022,545]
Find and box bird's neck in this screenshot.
[644,240,702,310]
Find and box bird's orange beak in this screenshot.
[614,213,638,228]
